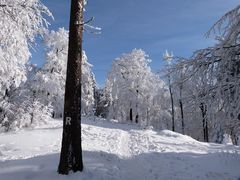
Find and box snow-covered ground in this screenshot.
[0,118,240,180]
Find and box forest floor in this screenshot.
[0,118,240,180]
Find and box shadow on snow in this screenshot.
[0,150,239,180]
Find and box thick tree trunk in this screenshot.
[58,0,84,175]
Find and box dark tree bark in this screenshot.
[135,87,139,124]
[179,84,185,134]
[169,77,175,131]
[179,99,184,134]
[200,103,209,142]
[230,128,238,145]
[135,114,139,123]
[130,108,133,121]
[58,0,84,175]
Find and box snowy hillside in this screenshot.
[0,118,240,180]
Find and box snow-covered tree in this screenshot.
[0,84,53,132]
[208,5,240,144]
[170,5,240,144]
[0,0,52,99]
[106,49,170,128]
[30,28,95,118]
[94,87,110,118]
[30,28,68,118]
[0,0,52,130]
[81,52,95,116]
[163,50,175,131]
[12,98,53,130]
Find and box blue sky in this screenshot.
[31,0,239,86]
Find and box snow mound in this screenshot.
[159,129,199,142]
[0,118,240,180]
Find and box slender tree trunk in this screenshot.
[179,99,184,134]
[169,76,175,131]
[130,108,133,121]
[206,120,209,142]
[135,114,139,123]
[200,103,208,142]
[146,108,149,126]
[230,128,238,145]
[135,87,139,124]
[179,85,184,134]
[58,0,84,174]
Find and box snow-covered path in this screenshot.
[0,118,240,180]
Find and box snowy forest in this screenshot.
[0,1,240,180]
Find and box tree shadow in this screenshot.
[0,150,239,180]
